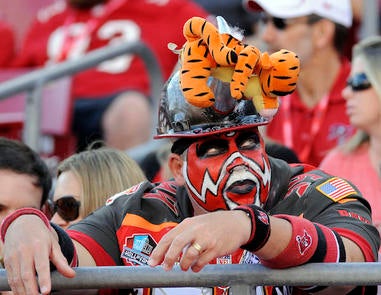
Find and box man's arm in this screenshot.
[148,209,370,294]
[148,209,368,266]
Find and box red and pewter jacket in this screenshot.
[68,157,380,295]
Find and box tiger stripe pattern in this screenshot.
[178,16,300,116]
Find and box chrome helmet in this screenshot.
[155,71,269,139]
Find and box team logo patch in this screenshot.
[106,182,143,205]
[121,234,156,266]
[296,230,312,255]
[258,210,269,225]
[217,255,232,265]
[316,177,357,202]
[123,182,143,195]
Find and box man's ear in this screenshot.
[168,153,185,185]
[313,19,335,49]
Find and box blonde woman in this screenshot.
[51,147,147,229]
[320,36,381,233]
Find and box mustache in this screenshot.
[225,168,259,190]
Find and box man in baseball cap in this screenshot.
[242,0,356,167]
[244,0,352,28]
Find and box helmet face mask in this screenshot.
[155,71,269,139]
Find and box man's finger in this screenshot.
[5,255,26,295]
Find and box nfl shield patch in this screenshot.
[317,177,357,202]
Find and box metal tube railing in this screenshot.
[0,41,163,155]
[0,263,381,292]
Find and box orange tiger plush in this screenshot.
[179,17,237,107]
[179,16,266,107]
[178,16,300,118]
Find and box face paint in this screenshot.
[183,130,271,212]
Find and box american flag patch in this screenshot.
[317,177,357,202]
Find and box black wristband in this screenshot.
[50,223,77,269]
[234,204,271,252]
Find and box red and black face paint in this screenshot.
[183,129,271,212]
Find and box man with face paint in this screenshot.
[1,24,380,295]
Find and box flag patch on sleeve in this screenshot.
[316,177,357,202]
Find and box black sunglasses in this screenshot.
[261,15,288,30]
[346,73,372,92]
[261,14,322,30]
[53,196,81,222]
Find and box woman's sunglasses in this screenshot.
[346,73,372,92]
[53,196,81,222]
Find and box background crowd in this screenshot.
[0,0,380,293]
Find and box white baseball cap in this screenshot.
[244,0,353,28]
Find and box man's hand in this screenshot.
[3,215,75,295]
[148,210,251,272]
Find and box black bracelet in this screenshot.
[234,204,271,252]
[50,223,77,269]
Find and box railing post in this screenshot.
[23,79,44,151]
[230,284,255,294]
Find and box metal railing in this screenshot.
[0,263,380,292]
[0,41,164,162]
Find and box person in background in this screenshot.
[0,137,52,265]
[51,145,146,229]
[244,0,356,166]
[11,0,208,152]
[319,35,381,236]
[0,19,15,67]
[0,15,379,295]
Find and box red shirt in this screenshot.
[0,20,15,67]
[12,0,207,98]
[266,59,355,167]
[319,143,381,226]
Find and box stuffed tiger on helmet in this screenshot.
[176,16,300,119]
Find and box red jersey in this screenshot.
[265,59,355,167]
[0,20,15,67]
[11,0,207,98]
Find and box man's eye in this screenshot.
[196,139,227,158]
[241,138,257,149]
[238,134,260,150]
[203,146,223,157]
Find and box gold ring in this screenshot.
[192,242,203,253]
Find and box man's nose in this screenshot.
[226,156,250,173]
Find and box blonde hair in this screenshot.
[342,36,381,153]
[57,147,146,217]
